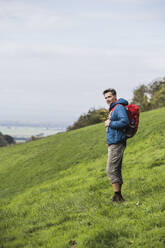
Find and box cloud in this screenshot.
[0,42,98,58]
[0,0,163,35]
[0,41,164,72]
[104,0,163,3]
[84,11,162,22]
[0,0,164,123]
[0,0,75,31]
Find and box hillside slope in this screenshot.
[0,108,165,248]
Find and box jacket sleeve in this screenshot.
[109,105,129,129]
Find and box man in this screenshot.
[103,88,129,202]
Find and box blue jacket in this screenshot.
[106,98,129,145]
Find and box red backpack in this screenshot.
[110,104,140,138]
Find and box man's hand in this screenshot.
[104,119,110,127]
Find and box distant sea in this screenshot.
[0,125,66,143]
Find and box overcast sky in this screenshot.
[0,0,165,125]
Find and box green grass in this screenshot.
[0,107,165,248]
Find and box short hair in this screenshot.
[103,88,117,96]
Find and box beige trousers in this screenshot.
[107,143,126,185]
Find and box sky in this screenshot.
[0,0,165,126]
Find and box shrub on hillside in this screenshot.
[0,133,8,147]
[131,77,165,111]
[28,136,40,142]
[4,135,16,145]
[0,132,15,147]
[67,108,108,131]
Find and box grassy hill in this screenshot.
[0,107,165,248]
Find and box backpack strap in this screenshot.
[109,104,121,119]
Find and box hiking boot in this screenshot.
[112,193,125,203]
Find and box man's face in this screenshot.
[104,92,116,105]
